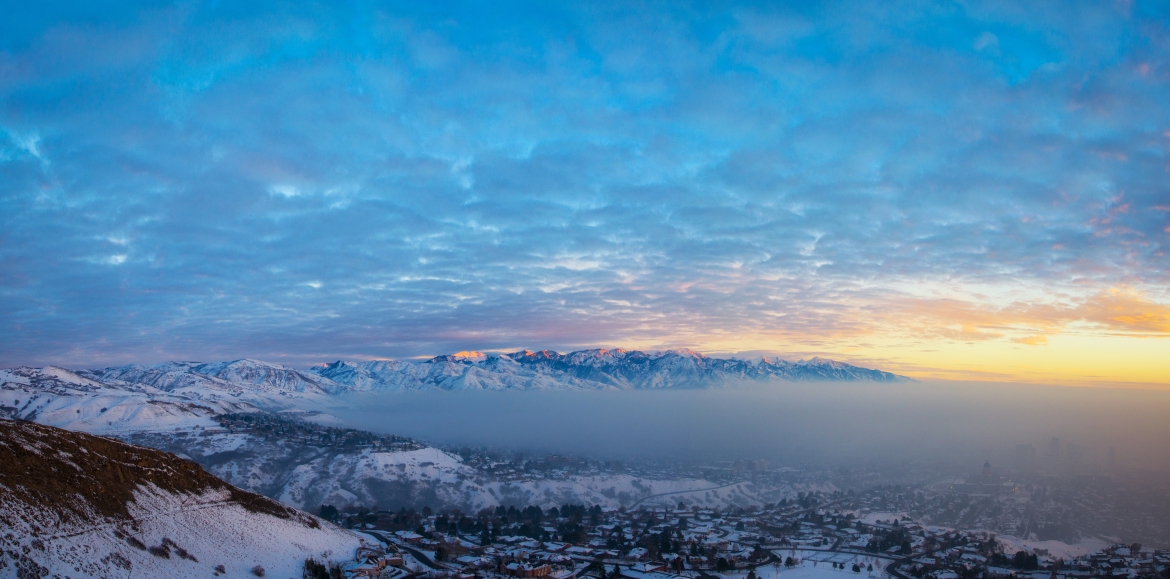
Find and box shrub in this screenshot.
[160,539,197,562]
[304,558,330,579]
[252,564,266,576]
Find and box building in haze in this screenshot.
[1015,444,1036,472]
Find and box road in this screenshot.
[627,482,749,509]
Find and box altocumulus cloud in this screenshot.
[1,0,1169,368]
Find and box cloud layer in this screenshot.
[2,1,1169,381]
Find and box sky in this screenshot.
[2,1,1169,386]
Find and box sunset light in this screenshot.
[4,2,1170,574]
[3,3,1168,387]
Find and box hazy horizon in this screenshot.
[333,381,1170,471]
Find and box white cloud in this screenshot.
[974,31,999,52]
[269,185,301,198]
[2,129,46,165]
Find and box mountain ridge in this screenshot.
[2,350,908,434]
[310,348,911,391]
[3,348,909,399]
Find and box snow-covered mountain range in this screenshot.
[0,349,891,516]
[1,349,908,432]
[311,348,909,391]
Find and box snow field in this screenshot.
[4,484,364,579]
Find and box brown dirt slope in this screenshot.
[0,418,315,527]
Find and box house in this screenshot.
[505,562,552,578]
[629,562,668,573]
[625,548,649,561]
[620,569,687,579]
[379,568,409,579]
[457,555,484,567]
[346,562,381,578]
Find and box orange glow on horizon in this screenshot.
[602,286,1170,388]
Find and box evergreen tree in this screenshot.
[318,505,339,522]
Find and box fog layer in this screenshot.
[332,381,1170,471]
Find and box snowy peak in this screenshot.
[2,366,108,392]
[445,350,487,362]
[191,359,346,396]
[85,358,345,398]
[512,349,560,361]
[310,359,412,392]
[310,348,910,391]
[664,348,707,358]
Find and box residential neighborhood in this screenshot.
[321,488,1170,579]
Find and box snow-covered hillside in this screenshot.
[0,366,257,434]
[0,360,349,434]
[0,419,363,579]
[312,348,910,391]
[82,358,346,401]
[274,447,790,512]
[125,417,817,514]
